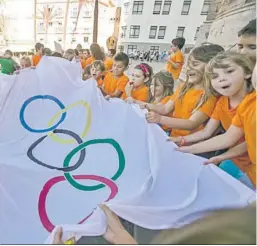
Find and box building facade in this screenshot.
[118,0,210,54]
[0,0,117,52]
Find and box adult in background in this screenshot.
[166,37,185,83]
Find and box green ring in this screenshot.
[63,139,125,191]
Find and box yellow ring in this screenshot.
[47,101,92,144]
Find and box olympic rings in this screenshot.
[20,95,66,133]
[47,101,92,144]
[38,175,118,232]
[27,129,86,172]
[19,94,126,231]
[63,139,125,191]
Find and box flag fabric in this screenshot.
[0,57,255,244]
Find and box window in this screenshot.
[118,45,124,52]
[153,1,162,15]
[181,0,191,15]
[71,37,76,43]
[150,46,159,52]
[84,28,91,34]
[56,22,63,32]
[49,22,53,27]
[71,7,78,18]
[39,22,44,32]
[130,25,140,38]
[132,1,144,15]
[194,27,200,40]
[176,26,185,37]
[56,7,63,17]
[84,37,89,43]
[58,38,62,42]
[162,0,172,15]
[121,26,127,38]
[127,45,137,54]
[158,26,166,39]
[201,0,210,15]
[124,2,130,14]
[149,26,157,39]
[84,10,92,18]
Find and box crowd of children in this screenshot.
[0,19,256,191]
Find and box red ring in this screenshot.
[38,175,118,232]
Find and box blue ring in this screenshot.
[19,95,67,133]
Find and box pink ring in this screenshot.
[38,175,118,232]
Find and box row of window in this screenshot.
[41,6,92,18]
[121,25,200,40]
[118,45,160,54]
[39,36,89,43]
[125,0,210,16]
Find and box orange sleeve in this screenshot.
[211,98,223,121]
[86,57,93,66]
[135,87,149,102]
[232,111,243,128]
[116,76,129,93]
[97,78,104,87]
[175,51,184,64]
[104,59,113,71]
[81,59,87,69]
[198,96,217,117]
[160,96,172,104]
[32,55,37,66]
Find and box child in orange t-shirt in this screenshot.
[83,65,91,81]
[146,71,174,135]
[166,37,185,81]
[174,52,255,189]
[122,63,153,103]
[144,44,224,137]
[104,49,116,71]
[102,52,129,99]
[32,42,44,66]
[90,60,106,87]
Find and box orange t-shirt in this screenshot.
[166,50,184,80]
[159,96,173,131]
[211,96,251,172]
[122,85,149,102]
[86,56,95,66]
[170,85,217,137]
[103,72,129,96]
[80,59,87,69]
[32,54,42,66]
[232,92,256,186]
[104,58,113,71]
[97,77,104,87]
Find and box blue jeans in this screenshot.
[219,160,255,190]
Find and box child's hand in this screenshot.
[125,82,133,97]
[138,102,147,109]
[167,137,181,144]
[52,227,76,245]
[100,204,137,245]
[204,155,225,165]
[105,95,111,100]
[126,97,135,104]
[145,112,161,123]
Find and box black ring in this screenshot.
[27,129,86,172]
